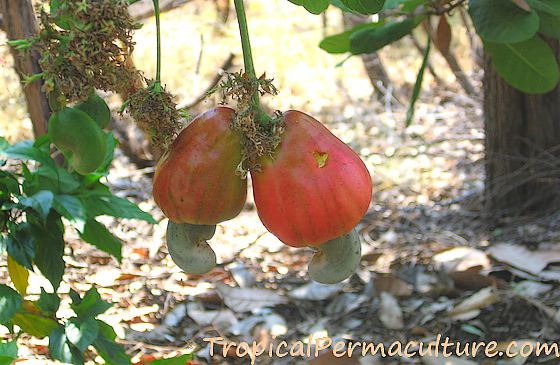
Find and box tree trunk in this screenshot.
[0,0,51,137]
[484,39,560,216]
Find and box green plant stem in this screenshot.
[233,0,261,108]
[153,0,162,92]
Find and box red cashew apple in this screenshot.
[153,107,247,225]
[251,110,372,247]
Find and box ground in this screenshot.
[1,0,560,364]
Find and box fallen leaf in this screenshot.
[450,287,499,317]
[378,292,404,330]
[288,281,343,301]
[216,283,287,312]
[489,243,560,275]
[448,271,496,291]
[226,262,256,288]
[186,302,238,327]
[433,247,490,272]
[374,274,413,298]
[514,281,552,299]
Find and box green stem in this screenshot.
[233,0,259,107]
[153,0,162,92]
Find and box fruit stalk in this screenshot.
[234,0,273,126]
[152,0,162,92]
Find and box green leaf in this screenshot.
[526,0,560,16]
[289,0,329,14]
[538,10,560,38]
[304,0,329,14]
[406,38,431,127]
[341,0,384,14]
[71,288,113,318]
[0,341,17,365]
[35,166,81,194]
[79,219,122,261]
[49,326,85,365]
[83,133,118,183]
[65,317,99,352]
[37,289,61,315]
[53,194,86,223]
[329,0,357,13]
[93,321,130,365]
[320,22,382,54]
[0,137,10,152]
[12,312,58,338]
[6,224,35,270]
[149,354,194,365]
[0,285,22,325]
[79,193,155,223]
[30,213,65,290]
[383,0,422,11]
[349,17,422,54]
[18,190,54,220]
[485,36,560,94]
[469,0,539,43]
[2,140,53,167]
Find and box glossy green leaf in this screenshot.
[383,0,422,10]
[49,326,85,365]
[53,195,86,223]
[526,0,560,16]
[30,213,65,290]
[1,140,53,167]
[65,317,99,352]
[70,288,113,318]
[538,11,560,38]
[485,36,560,93]
[289,0,329,14]
[305,0,330,14]
[0,341,17,365]
[469,0,539,43]
[18,190,54,220]
[37,289,61,315]
[407,39,430,126]
[0,285,22,324]
[320,22,382,54]
[79,193,155,223]
[341,0,384,14]
[12,312,58,338]
[6,225,35,270]
[79,219,122,261]
[94,321,130,365]
[349,17,421,54]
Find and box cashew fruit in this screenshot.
[251,110,372,247]
[166,221,217,275]
[308,228,362,284]
[153,107,247,225]
[48,107,107,174]
[75,93,111,129]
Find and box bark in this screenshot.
[484,39,560,215]
[0,0,51,137]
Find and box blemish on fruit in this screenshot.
[313,152,329,168]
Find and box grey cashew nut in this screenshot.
[308,228,362,284]
[166,221,217,275]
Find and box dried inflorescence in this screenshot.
[217,72,284,175]
[35,0,142,102]
[124,81,182,150]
